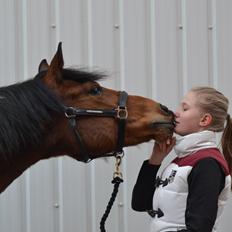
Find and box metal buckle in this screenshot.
[64,107,77,118]
[116,106,128,119]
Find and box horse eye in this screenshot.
[89,86,102,96]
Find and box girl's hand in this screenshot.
[149,137,176,165]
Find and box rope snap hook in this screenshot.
[99,152,124,232]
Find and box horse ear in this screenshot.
[38,59,49,73]
[46,42,64,83]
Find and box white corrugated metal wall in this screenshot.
[0,0,232,231]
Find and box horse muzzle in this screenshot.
[150,121,176,130]
[150,104,177,132]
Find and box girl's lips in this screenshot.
[175,120,180,124]
[173,119,179,127]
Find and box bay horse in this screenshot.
[0,43,175,193]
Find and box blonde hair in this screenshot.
[191,87,232,183]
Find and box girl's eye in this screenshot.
[89,86,102,96]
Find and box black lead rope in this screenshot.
[100,154,124,232]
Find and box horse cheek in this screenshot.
[82,118,117,153]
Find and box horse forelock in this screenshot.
[36,67,106,83]
[0,77,63,163]
[62,68,106,83]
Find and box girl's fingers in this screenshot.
[166,137,176,153]
[163,137,176,152]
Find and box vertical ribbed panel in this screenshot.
[0,1,232,232]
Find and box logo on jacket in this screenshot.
[155,170,177,187]
[168,170,177,183]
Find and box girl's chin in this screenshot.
[174,128,186,136]
[174,128,181,134]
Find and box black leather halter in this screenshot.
[64,91,128,163]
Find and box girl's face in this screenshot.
[175,91,204,136]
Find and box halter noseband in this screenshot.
[64,91,128,162]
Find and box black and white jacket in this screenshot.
[132,148,231,232]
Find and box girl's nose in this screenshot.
[174,111,180,117]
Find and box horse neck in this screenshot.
[0,150,43,193]
[0,119,70,193]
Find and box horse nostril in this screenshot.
[160,104,177,127]
[160,104,172,116]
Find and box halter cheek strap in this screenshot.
[115,91,128,153]
[66,115,90,162]
[64,91,128,162]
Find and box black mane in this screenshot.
[0,68,104,163]
[0,77,62,163]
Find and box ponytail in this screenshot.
[221,114,232,189]
[191,87,232,188]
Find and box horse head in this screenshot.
[38,43,176,162]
